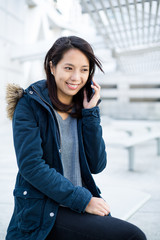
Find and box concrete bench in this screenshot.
[105,131,160,171]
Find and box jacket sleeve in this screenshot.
[82,106,107,174]
[12,95,92,213]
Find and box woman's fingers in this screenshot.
[92,79,99,86]
[103,200,110,213]
[91,81,101,95]
[97,211,106,217]
[83,80,101,109]
[98,199,110,215]
[85,197,110,216]
[92,80,101,91]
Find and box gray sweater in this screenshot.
[54,111,82,187]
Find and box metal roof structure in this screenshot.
[80,0,160,73]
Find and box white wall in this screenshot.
[0,0,96,124]
[0,0,26,123]
[96,72,160,120]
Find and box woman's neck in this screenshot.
[57,111,70,120]
[57,92,73,105]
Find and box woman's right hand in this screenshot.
[85,197,110,216]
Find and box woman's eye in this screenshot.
[65,67,72,70]
[82,69,88,72]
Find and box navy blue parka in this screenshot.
[6,80,107,240]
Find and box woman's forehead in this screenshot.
[60,48,89,66]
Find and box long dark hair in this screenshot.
[44,36,104,118]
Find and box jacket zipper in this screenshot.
[31,86,62,153]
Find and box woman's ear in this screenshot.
[49,61,55,76]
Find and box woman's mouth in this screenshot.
[66,82,79,90]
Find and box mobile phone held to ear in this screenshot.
[91,80,95,94]
[86,80,101,105]
[86,80,94,102]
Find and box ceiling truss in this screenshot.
[80,0,160,50]
[80,0,160,73]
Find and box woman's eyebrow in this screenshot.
[64,63,89,67]
[64,63,74,66]
[82,65,89,68]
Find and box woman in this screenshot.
[6,36,146,240]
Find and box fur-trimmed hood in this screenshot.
[6,83,24,120]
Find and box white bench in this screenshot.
[104,131,160,171]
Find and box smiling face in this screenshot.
[50,48,89,105]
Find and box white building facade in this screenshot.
[0,0,96,123]
[0,0,160,123]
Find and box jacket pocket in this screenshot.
[13,187,45,233]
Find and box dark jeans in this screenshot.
[46,206,147,240]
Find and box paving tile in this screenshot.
[0,203,13,240]
[129,211,160,240]
[138,199,160,213]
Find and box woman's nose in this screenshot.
[70,71,81,81]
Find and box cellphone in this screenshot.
[86,80,95,102]
[86,80,101,105]
[91,80,95,94]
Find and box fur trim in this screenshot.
[6,83,24,120]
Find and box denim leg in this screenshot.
[46,206,147,240]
